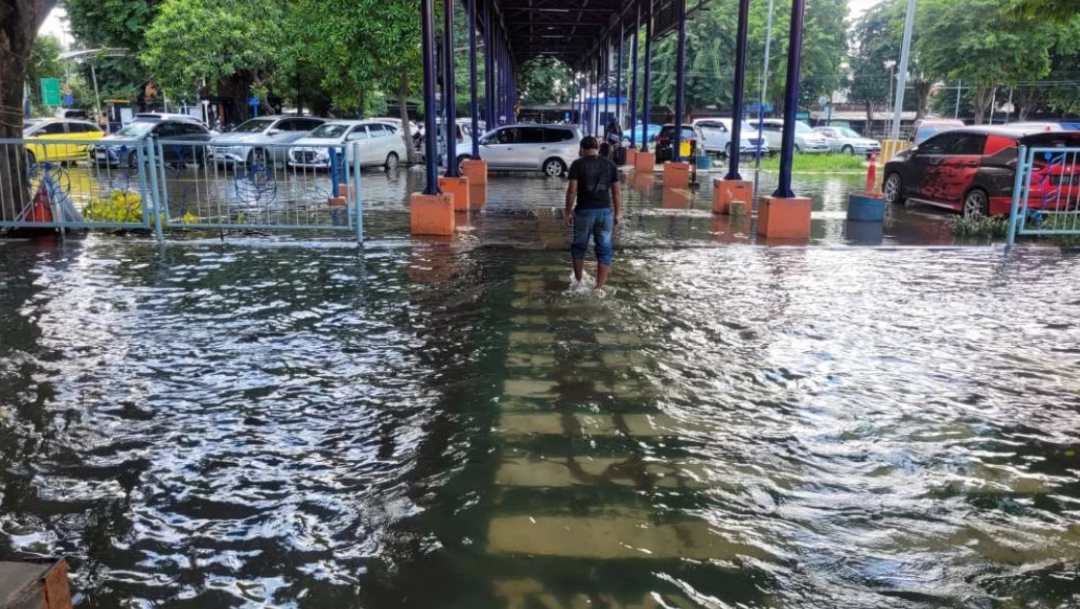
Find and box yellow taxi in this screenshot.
[23,118,105,165]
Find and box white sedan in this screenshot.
[288,120,406,170]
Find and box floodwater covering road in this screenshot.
[0,231,1078,608]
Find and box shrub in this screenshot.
[84,191,143,223]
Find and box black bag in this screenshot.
[614,146,627,166]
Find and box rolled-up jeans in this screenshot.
[571,207,613,266]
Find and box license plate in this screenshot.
[1050,174,1080,186]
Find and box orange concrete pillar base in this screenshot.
[410,192,455,236]
[626,149,638,167]
[461,159,488,185]
[713,179,753,215]
[634,151,656,172]
[469,184,487,209]
[757,195,812,240]
[336,183,356,199]
[662,162,690,189]
[328,196,346,208]
[439,176,471,212]
[662,187,691,209]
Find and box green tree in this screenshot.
[64,0,163,103]
[917,0,1068,124]
[520,58,574,106]
[291,0,420,158]
[26,34,63,115]
[648,0,849,118]
[141,0,283,112]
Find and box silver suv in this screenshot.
[749,119,831,154]
[210,115,326,165]
[467,124,583,177]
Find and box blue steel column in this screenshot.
[443,0,459,176]
[641,0,653,153]
[603,40,610,129]
[616,28,623,126]
[420,0,439,195]
[773,0,806,199]
[724,0,751,179]
[629,2,640,146]
[672,0,687,161]
[484,0,495,126]
[467,0,480,157]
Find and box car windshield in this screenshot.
[795,122,813,133]
[310,124,350,139]
[916,125,952,143]
[232,119,274,133]
[114,122,155,137]
[838,127,861,138]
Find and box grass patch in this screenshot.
[757,153,867,172]
[946,214,1009,239]
[1024,212,1080,246]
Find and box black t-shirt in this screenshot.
[568,155,619,210]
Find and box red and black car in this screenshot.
[883,127,1080,216]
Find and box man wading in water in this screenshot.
[564,136,622,290]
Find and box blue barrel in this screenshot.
[847,193,886,222]
[695,154,712,170]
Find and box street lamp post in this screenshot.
[754,0,775,171]
[889,0,917,142]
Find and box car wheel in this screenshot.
[794,144,802,153]
[456,155,470,175]
[883,173,904,206]
[724,143,733,158]
[385,151,400,171]
[127,151,139,169]
[543,158,567,178]
[24,150,36,167]
[842,145,855,155]
[963,188,990,218]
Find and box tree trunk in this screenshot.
[0,0,49,223]
[398,73,417,165]
[973,85,997,125]
[358,88,365,119]
[913,78,932,121]
[865,102,874,138]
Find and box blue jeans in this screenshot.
[571,207,614,266]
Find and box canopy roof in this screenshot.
[496,0,689,68]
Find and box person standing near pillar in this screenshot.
[565,136,622,291]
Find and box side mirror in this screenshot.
[266,129,281,136]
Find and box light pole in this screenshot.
[754,0,775,171]
[884,59,896,137]
[889,0,916,142]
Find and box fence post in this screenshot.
[156,138,170,230]
[1006,144,1026,249]
[145,139,164,240]
[136,140,151,228]
[329,147,339,199]
[353,142,363,245]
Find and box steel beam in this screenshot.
[444,0,459,177]
[616,27,623,126]
[641,0,653,152]
[773,0,805,199]
[421,0,440,194]
[724,0,751,179]
[468,0,480,157]
[672,0,687,160]
[629,1,639,146]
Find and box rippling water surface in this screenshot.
[1,237,1079,609]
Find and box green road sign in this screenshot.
[40,78,61,107]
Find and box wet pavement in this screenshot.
[2,232,1079,608]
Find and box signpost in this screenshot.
[40,78,61,107]
[248,96,260,118]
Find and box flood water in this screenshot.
[1,233,1079,609]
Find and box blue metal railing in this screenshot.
[0,137,364,243]
[1007,145,1080,247]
